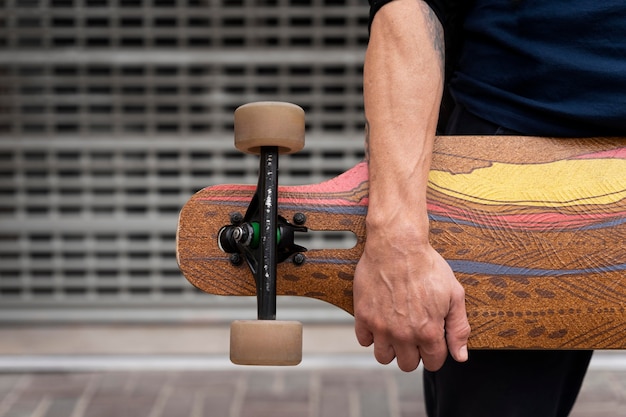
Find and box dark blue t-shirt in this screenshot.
[450,0,626,136]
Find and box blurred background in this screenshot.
[0,0,368,330]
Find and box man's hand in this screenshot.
[353,226,470,372]
[358,0,470,372]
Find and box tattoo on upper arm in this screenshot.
[420,1,445,77]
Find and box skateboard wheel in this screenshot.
[234,102,305,155]
[230,320,303,366]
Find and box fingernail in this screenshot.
[459,345,468,361]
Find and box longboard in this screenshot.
[177,135,626,349]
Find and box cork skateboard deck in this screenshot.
[177,135,626,350]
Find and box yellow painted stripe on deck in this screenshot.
[429,159,626,207]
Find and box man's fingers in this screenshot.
[373,339,396,365]
[355,326,374,348]
[445,287,472,363]
[393,343,421,372]
[416,326,448,371]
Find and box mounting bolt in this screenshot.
[293,212,306,225]
[230,212,244,225]
[293,253,306,266]
[229,253,243,266]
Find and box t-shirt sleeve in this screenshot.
[368,0,446,32]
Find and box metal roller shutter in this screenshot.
[0,0,368,322]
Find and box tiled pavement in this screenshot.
[1,365,625,417]
[0,369,422,417]
[0,325,625,417]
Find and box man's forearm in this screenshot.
[356,1,470,371]
[364,0,444,238]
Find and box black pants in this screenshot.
[423,105,593,417]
